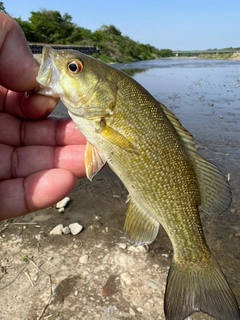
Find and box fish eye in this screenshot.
[67,59,83,74]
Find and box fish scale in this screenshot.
[36,46,240,320]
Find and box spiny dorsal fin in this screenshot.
[160,102,231,214]
[124,197,159,245]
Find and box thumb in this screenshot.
[0,12,39,92]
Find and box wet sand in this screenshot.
[0,59,239,320]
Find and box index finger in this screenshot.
[0,115,86,147]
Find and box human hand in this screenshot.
[0,13,86,221]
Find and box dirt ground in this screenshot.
[1,162,239,320]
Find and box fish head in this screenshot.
[36,46,117,119]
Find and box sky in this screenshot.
[5,0,240,51]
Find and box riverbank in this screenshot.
[34,52,240,64]
[199,52,240,60]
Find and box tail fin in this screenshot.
[164,255,240,320]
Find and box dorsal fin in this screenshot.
[159,102,231,214]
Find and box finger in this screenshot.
[0,115,86,147]
[0,13,39,91]
[0,144,86,180]
[1,88,58,119]
[0,169,78,221]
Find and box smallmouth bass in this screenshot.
[36,46,240,320]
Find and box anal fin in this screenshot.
[124,199,159,245]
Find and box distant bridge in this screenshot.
[29,44,100,55]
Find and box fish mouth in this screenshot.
[35,46,60,97]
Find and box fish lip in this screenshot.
[36,46,60,97]
[36,46,54,84]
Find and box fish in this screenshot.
[36,45,240,320]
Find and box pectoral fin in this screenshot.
[96,118,136,153]
[85,142,106,181]
[124,198,159,245]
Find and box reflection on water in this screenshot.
[120,68,146,77]
[54,58,240,301]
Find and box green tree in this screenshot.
[66,26,92,43]
[0,1,7,14]
[11,8,172,63]
[98,24,122,36]
[29,9,74,43]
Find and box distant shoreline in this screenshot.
[33,52,240,64]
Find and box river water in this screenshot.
[54,57,240,303]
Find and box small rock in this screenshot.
[35,234,41,241]
[144,299,154,309]
[56,197,71,209]
[82,271,89,277]
[149,281,159,290]
[128,245,147,253]
[115,253,135,268]
[129,307,136,316]
[79,254,89,264]
[120,272,132,287]
[118,243,127,249]
[50,224,63,235]
[69,223,83,235]
[230,208,236,213]
[101,275,119,296]
[62,226,71,234]
[161,253,169,258]
[108,306,117,315]
[102,254,110,264]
